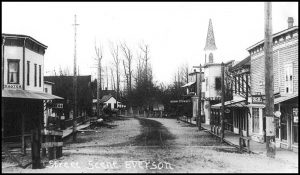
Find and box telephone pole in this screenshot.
[72,14,79,142]
[264,2,276,158]
[198,64,202,131]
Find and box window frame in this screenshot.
[252,108,260,133]
[7,59,20,84]
[27,61,30,86]
[34,63,37,87]
[39,65,42,87]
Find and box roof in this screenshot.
[230,56,251,71]
[2,89,63,100]
[211,98,246,109]
[181,82,196,88]
[2,33,48,49]
[204,19,217,51]
[246,26,298,52]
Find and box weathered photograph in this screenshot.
[1,1,298,173]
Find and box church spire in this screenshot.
[204,19,217,51]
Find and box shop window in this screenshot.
[7,60,20,84]
[252,108,260,133]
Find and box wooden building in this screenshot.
[246,17,298,151]
[2,34,63,166]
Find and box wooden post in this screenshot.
[264,2,276,158]
[31,113,41,168]
[220,62,225,142]
[21,114,26,155]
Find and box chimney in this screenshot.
[288,17,294,28]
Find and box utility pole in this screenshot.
[264,2,275,158]
[72,14,79,142]
[220,62,225,142]
[198,64,202,131]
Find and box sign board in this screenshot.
[274,111,281,118]
[53,103,63,108]
[3,84,22,89]
[170,100,191,103]
[265,116,275,136]
[252,94,265,104]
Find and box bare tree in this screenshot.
[94,40,103,118]
[110,67,116,91]
[120,42,133,96]
[139,43,150,82]
[110,41,120,103]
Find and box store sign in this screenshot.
[3,84,22,89]
[170,100,191,103]
[53,103,63,109]
[252,94,265,104]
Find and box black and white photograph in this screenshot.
[1,1,298,173]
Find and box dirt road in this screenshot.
[2,117,298,173]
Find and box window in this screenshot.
[45,88,48,93]
[215,77,221,90]
[7,60,20,84]
[284,63,293,94]
[114,103,117,108]
[39,65,41,87]
[281,113,287,141]
[292,108,298,144]
[27,61,30,85]
[108,103,111,109]
[34,64,37,87]
[252,108,260,133]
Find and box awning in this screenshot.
[181,81,195,88]
[2,89,64,100]
[274,93,298,104]
[211,98,246,109]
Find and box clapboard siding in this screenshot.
[250,31,298,95]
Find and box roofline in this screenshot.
[246,26,298,51]
[44,81,55,85]
[2,33,48,49]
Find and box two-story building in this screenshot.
[246,17,298,152]
[2,33,63,151]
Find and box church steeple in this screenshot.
[204,19,217,51]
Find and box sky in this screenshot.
[2,2,298,87]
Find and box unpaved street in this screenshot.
[2,117,298,173]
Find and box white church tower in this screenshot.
[204,19,218,63]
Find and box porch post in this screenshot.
[21,114,26,155]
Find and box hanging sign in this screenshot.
[274,111,281,118]
[265,116,275,136]
[225,108,231,113]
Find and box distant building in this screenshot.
[44,75,93,119]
